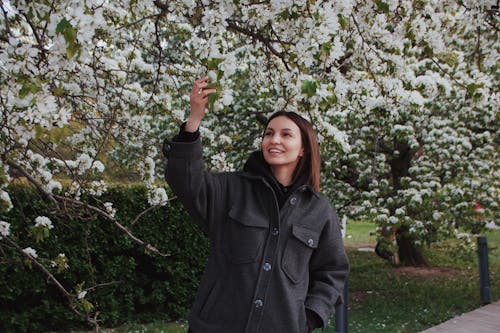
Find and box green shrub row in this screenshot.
[0,185,209,333]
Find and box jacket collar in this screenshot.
[242,151,318,198]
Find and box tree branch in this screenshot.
[0,0,11,42]
[430,59,467,89]
[53,194,171,257]
[1,236,100,330]
[130,200,174,226]
[6,161,60,209]
[226,19,291,71]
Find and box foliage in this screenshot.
[0,0,498,327]
[0,185,208,333]
[60,225,500,333]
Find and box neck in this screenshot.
[270,165,294,187]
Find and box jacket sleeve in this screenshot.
[305,207,349,329]
[163,136,226,235]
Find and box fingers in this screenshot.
[192,77,209,94]
[191,77,217,99]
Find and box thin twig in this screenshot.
[53,194,171,257]
[1,0,11,41]
[130,201,168,226]
[430,59,467,89]
[6,161,60,209]
[1,236,100,329]
[226,19,291,71]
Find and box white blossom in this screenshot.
[34,216,54,229]
[103,202,117,217]
[0,190,13,211]
[0,221,11,238]
[77,290,87,299]
[147,187,169,206]
[22,247,38,258]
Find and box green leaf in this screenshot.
[320,42,332,55]
[207,92,219,111]
[301,80,318,98]
[206,81,220,111]
[53,85,65,97]
[376,0,390,13]
[81,298,94,313]
[338,14,348,30]
[55,18,72,34]
[56,18,80,59]
[19,78,43,99]
[35,124,44,139]
[66,41,79,59]
[466,83,483,99]
[439,52,459,68]
[423,44,434,57]
[206,58,224,71]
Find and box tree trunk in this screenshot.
[388,142,429,267]
[396,226,429,267]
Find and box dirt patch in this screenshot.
[349,243,376,249]
[350,290,372,303]
[348,290,375,309]
[393,266,462,279]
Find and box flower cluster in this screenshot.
[34,216,54,229]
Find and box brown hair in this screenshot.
[263,111,321,192]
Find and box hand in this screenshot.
[186,77,217,132]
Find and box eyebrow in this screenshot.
[266,127,295,132]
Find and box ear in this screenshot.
[298,147,304,157]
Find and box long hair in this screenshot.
[263,111,321,192]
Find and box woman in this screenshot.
[163,77,349,333]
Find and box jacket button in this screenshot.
[254,299,263,308]
[263,263,272,271]
[307,238,314,247]
[271,228,279,236]
[290,197,297,205]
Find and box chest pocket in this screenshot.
[282,224,320,284]
[224,206,269,264]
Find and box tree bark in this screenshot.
[396,226,429,267]
[388,142,429,267]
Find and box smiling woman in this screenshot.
[162,77,349,333]
[262,111,322,193]
[262,116,304,178]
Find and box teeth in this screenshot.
[269,149,282,153]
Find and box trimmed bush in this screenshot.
[0,185,209,333]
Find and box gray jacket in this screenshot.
[163,137,349,333]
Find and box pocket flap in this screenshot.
[228,206,269,228]
[291,224,319,249]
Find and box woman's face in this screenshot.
[262,116,304,172]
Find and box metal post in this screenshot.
[477,236,491,305]
[335,281,348,333]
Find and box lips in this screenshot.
[268,148,284,154]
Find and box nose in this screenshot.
[270,134,280,144]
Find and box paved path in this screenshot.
[419,301,500,333]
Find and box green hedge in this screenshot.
[0,185,209,333]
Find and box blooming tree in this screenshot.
[0,0,498,328]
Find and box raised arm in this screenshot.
[184,77,216,133]
[163,78,220,234]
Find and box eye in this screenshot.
[264,131,273,136]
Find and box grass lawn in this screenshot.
[68,221,500,333]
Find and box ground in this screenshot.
[353,244,463,279]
